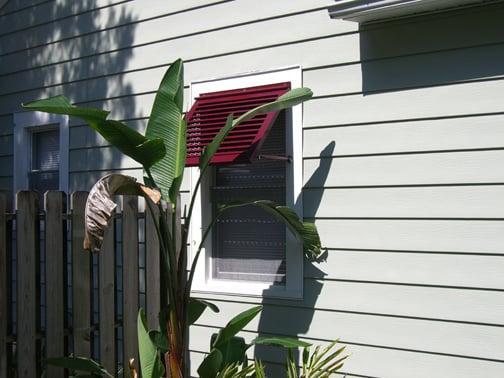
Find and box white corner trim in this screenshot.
[189,66,304,299]
[13,111,69,195]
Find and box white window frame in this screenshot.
[13,111,69,195]
[189,66,304,299]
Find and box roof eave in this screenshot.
[328,0,500,23]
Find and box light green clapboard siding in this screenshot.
[304,79,504,128]
[189,325,504,378]
[1,1,504,376]
[303,114,504,158]
[0,134,13,156]
[303,150,504,187]
[3,39,504,116]
[0,12,354,97]
[198,279,504,325]
[302,250,504,289]
[0,1,338,69]
[314,219,503,254]
[303,186,504,219]
[192,300,504,360]
[2,1,504,96]
[0,156,13,177]
[0,0,210,37]
[303,42,504,96]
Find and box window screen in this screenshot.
[211,114,286,284]
[29,129,60,195]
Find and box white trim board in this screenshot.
[13,111,69,196]
[189,66,305,299]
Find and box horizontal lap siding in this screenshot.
[296,5,504,377]
[190,324,504,378]
[1,1,504,377]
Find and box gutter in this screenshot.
[328,0,503,23]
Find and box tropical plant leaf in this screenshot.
[210,334,248,369]
[286,349,299,378]
[234,87,313,125]
[137,309,165,378]
[144,59,186,203]
[22,96,165,168]
[212,306,262,349]
[44,356,113,377]
[188,298,220,325]
[216,361,256,378]
[218,200,321,261]
[253,360,267,378]
[168,118,187,204]
[199,87,313,171]
[83,174,161,253]
[197,349,223,378]
[252,336,311,348]
[148,330,168,353]
[299,340,347,377]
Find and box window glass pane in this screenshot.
[30,129,60,195]
[211,115,286,284]
[32,129,60,171]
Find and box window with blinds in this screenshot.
[29,129,60,196]
[211,114,287,284]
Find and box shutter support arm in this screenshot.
[257,154,292,163]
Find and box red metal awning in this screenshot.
[185,82,291,167]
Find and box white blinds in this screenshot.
[29,129,60,195]
[211,116,287,284]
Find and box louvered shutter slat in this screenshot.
[185,82,290,166]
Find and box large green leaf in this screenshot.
[168,118,187,204]
[137,309,164,378]
[252,336,311,348]
[188,298,220,325]
[210,334,248,368]
[212,306,262,349]
[197,349,223,378]
[144,59,186,203]
[199,87,313,170]
[219,200,321,261]
[44,356,113,377]
[22,96,165,168]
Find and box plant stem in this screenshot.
[181,173,202,251]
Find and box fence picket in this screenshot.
[122,196,139,370]
[145,205,160,330]
[71,192,92,357]
[100,223,116,374]
[0,194,7,378]
[44,191,66,378]
[16,191,39,378]
[0,191,182,375]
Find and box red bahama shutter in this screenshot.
[185,82,291,167]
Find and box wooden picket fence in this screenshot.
[0,190,172,378]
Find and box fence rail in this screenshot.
[0,190,169,378]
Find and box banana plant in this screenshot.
[23,58,322,377]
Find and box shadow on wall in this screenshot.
[359,2,504,94]
[255,142,335,376]
[0,1,139,192]
[0,1,140,374]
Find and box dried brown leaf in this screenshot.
[83,174,160,252]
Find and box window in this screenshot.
[13,112,69,200]
[189,67,304,298]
